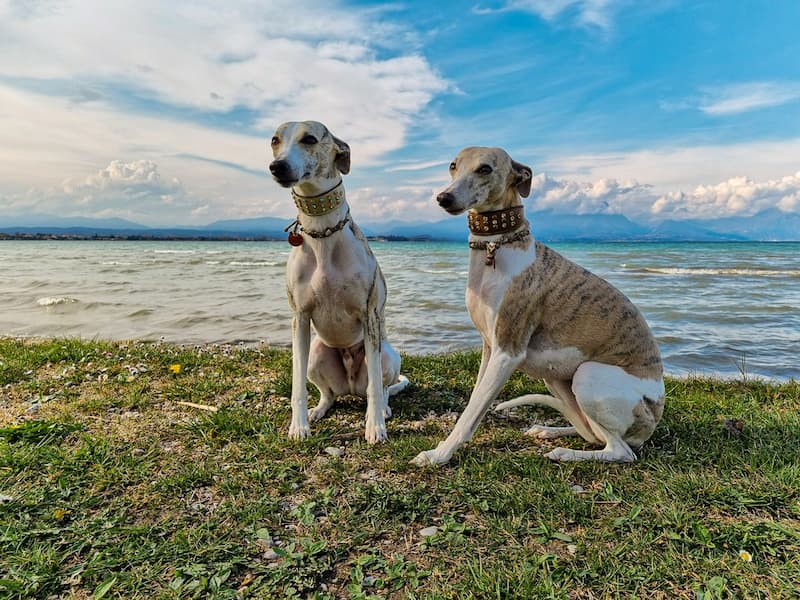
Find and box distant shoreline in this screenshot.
[1,232,799,243]
[0,232,427,242]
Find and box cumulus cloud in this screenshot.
[64,160,180,199]
[527,172,656,218]
[347,185,444,223]
[651,172,800,220]
[524,169,800,222]
[1,159,214,225]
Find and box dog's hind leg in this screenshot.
[545,362,664,463]
[494,395,578,439]
[380,340,406,418]
[307,339,348,422]
[495,380,601,444]
[526,425,578,440]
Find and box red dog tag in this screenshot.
[287,231,303,246]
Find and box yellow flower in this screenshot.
[738,549,753,562]
[169,364,182,374]
[53,508,70,520]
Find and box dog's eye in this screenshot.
[270,136,279,146]
[449,162,456,171]
[300,135,318,145]
[476,164,493,175]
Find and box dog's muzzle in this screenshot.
[269,160,296,186]
[436,191,461,213]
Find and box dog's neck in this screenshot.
[467,205,526,236]
[292,179,346,217]
[466,203,532,269]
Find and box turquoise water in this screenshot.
[1,240,798,380]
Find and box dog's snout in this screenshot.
[269,159,297,186]
[269,160,289,177]
[436,191,456,209]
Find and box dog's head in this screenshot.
[268,121,351,188]
[435,147,532,214]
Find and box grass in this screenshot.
[1,337,799,599]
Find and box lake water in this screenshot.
[1,240,798,381]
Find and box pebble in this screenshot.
[264,549,279,561]
[27,403,40,414]
[324,446,345,458]
[419,526,438,538]
[132,448,146,456]
[359,469,379,481]
[570,484,585,493]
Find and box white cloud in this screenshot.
[651,172,800,220]
[2,159,209,224]
[0,0,448,161]
[700,81,800,116]
[525,169,800,222]
[535,138,800,193]
[474,0,619,28]
[347,184,444,223]
[0,1,450,225]
[528,173,656,218]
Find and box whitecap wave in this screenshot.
[37,297,79,306]
[636,267,800,277]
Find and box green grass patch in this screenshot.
[0,337,798,598]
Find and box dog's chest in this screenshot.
[465,244,535,341]
[286,240,375,316]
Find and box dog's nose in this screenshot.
[436,191,456,209]
[269,160,290,178]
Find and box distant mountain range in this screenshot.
[1,209,799,241]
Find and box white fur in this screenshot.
[270,120,408,443]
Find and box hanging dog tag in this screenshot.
[287,231,303,246]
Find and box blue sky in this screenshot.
[1,0,799,226]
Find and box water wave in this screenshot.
[37,296,79,306]
[632,267,800,277]
[417,268,468,276]
[229,261,279,267]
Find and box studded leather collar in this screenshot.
[467,206,526,235]
[292,180,345,216]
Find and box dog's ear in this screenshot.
[332,135,351,175]
[511,159,533,198]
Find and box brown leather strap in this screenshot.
[467,206,526,235]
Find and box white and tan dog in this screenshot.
[412,146,664,466]
[269,120,408,443]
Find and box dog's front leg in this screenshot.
[411,349,522,466]
[475,338,492,386]
[288,313,312,439]
[363,305,387,443]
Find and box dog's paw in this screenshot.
[308,406,328,423]
[544,447,574,461]
[288,422,311,440]
[364,421,388,444]
[410,449,446,467]
[525,425,576,440]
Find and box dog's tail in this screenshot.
[388,374,410,396]
[494,394,560,412]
